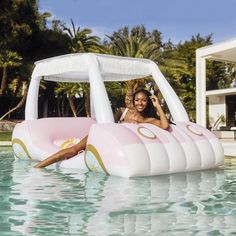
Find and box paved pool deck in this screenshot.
[0,141,12,147]
[221,139,236,157]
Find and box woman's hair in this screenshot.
[133,88,159,119]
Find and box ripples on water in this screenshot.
[0,151,236,236]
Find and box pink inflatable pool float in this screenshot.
[12,53,224,177]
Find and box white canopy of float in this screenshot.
[26,53,189,123]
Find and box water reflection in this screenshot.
[4,156,236,235]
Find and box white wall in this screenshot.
[208,95,226,128]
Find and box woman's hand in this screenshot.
[149,95,161,108]
[149,95,169,129]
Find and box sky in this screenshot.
[39,0,236,44]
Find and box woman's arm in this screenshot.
[146,95,169,129]
[155,103,169,129]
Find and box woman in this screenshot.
[115,88,169,128]
[34,88,169,168]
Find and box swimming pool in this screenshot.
[1,150,236,235]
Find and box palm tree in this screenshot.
[55,82,90,117]
[0,82,28,120]
[0,50,22,96]
[55,20,104,116]
[106,26,162,107]
[0,62,33,120]
[107,26,162,60]
[63,19,104,53]
[55,83,80,117]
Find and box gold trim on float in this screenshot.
[12,138,32,159]
[186,125,203,136]
[137,126,157,140]
[85,144,109,175]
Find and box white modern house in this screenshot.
[196,38,236,156]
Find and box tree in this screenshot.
[55,83,80,117]
[106,25,163,107]
[160,34,213,121]
[0,82,28,120]
[206,61,234,90]
[54,20,105,117]
[63,19,104,53]
[0,50,22,96]
[55,82,89,117]
[107,25,161,60]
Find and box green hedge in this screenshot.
[0,132,12,141]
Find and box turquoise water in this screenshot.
[1,150,236,236]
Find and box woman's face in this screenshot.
[134,92,148,113]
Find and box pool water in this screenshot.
[1,150,236,236]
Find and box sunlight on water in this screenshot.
[0,150,236,235]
